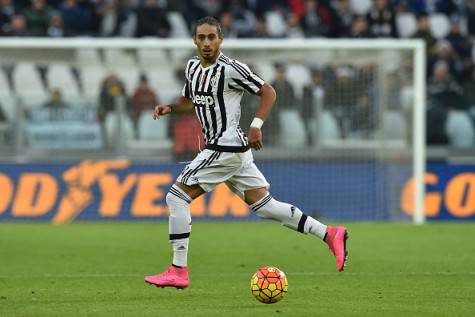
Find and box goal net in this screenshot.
[0,38,425,223]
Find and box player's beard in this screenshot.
[201,47,218,62]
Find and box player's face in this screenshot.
[194,24,223,62]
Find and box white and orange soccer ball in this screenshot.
[250,266,288,304]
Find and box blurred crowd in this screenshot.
[0,0,473,38]
[1,0,475,149]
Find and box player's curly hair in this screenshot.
[193,16,223,39]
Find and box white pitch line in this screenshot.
[1,272,475,279]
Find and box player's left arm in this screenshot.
[248,83,276,150]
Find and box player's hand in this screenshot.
[248,127,263,150]
[152,104,172,120]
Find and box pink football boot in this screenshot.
[144,265,189,289]
[325,226,349,272]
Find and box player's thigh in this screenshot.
[177,149,240,193]
[175,182,205,200]
[226,161,270,205]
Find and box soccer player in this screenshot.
[144,17,348,289]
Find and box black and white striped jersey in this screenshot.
[181,53,265,152]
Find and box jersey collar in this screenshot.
[200,52,223,70]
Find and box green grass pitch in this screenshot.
[1,222,475,316]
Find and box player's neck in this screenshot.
[199,50,221,68]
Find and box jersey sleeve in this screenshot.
[181,82,191,98]
[228,60,265,95]
[181,60,193,98]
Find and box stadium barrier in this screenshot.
[0,160,472,222]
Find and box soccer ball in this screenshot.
[250,266,288,304]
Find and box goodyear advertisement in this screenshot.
[0,160,473,223]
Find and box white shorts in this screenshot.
[176,149,269,198]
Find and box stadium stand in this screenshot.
[0,0,474,150]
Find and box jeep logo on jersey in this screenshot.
[193,92,215,108]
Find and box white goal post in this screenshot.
[0,38,426,224]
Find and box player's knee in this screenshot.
[166,191,189,207]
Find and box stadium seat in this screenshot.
[82,66,107,97]
[279,109,306,147]
[21,93,48,110]
[76,48,102,66]
[138,111,169,140]
[265,11,286,37]
[254,62,273,82]
[317,110,341,143]
[47,65,80,96]
[137,48,168,69]
[429,14,450,39]
[286,64,311,99]
[446,110,475,148]
[168,12,190,38]
[13,63,46,96]
[350,0,372,15]
[104,48,137,69]
[144,66,180,100]
[381,110,407,140]
[104,111,135,146]
[0,67,11,95]
[0,94,16,121]
[396,13,417,38]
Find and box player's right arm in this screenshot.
[152,96,193,120]
[153,59,197,120]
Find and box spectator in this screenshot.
[366,0,398,38]
[131,74,158,133]
[43,88,68,108]
[24,0,54,36]
[349,15,374,38]
[267,63,295,145]
[324,65,358,137]
[135,0,170,38]
[0,0,20,35]
[411,14,437,57]
[182,0,227,29]
[47,13,65,37]
[466,0,475,37]
[58,0,94,36]
[228,0,255,37]
[428,61,466,111]
[334,0,353,37]
[219,11,238,38]
[463,67,475,107]
[445,18,472,59]
[462,67,475,125]
[302,68,325,144]
[301,0,335,37]
[286,13,304,38]
[428,40,459,81]
[3,13,27,36]
[401,0,429,16]
[98,74,130,123]
[434,0,459,16]
[253,15,269,38]
[97,0,137,37]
